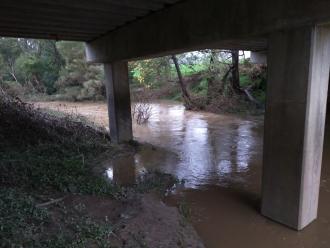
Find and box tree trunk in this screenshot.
[231,50,241,94]
[171,55,193,108]
[207,50,217,103]
[207,76,215,104]
[9,64,19,83]
[208,50,217,72]
[51,41,64,67]
[242,87,262,107]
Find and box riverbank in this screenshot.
[32,100,330,248]
[0,94,204,247]
[130,78,265,116]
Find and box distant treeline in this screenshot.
[0,38,266,113]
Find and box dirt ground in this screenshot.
[48,192,204,248]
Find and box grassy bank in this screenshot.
[0,90,120,246]
[0,91,183,247]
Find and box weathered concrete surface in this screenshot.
[0,0,182,41]
[262,25,330,230]
[251,52,267,64]
[86,0,330,63]
[104,62,132,143]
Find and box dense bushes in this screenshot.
[54,41,105,101]
[0,38,106,101]
[130,57,172,88]
[0,80,26,96]
[0,39,65,95]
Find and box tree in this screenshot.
[56,41,105,100]
[129,56,171,88]
[0,38,22,83]
[15,54,46,93]
[230,50,240,94]
[206,50,220,103]
[14,39,65,94]
[171,55,193,109]
[38,40,65,94]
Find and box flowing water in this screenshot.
[36,100,330,248]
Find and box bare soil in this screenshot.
[47,193,204,248]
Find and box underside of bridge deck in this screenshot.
[0,0,182,41]
[1,0,330,232]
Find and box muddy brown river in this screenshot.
[35,100,330,248]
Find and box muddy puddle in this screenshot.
[35,100,330,248]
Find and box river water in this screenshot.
[36,100,330,248]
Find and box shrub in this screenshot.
[0,80,26,97]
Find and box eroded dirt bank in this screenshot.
[45,191,204,248]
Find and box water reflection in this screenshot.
[133,101,263,189]
[104,155,137,186]
[37,100,330,248]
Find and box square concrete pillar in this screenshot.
[262,25,330,230]
[104,61,133,143]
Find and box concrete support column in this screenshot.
[262,25,330,230]
[104,61,133,143]
[250,51,267,64]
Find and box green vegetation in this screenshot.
[130,50,267,113]
[0,189,114,247]
[0,91,119,246]
[0,37,267,114]
[0,91,179,246]
[0,38,105,101]
[0,93,115,195]
[54,42,104,101]
[130,57,171,89]
[2,143,117,195]
[191,78,208,96]
[178,63,207,77]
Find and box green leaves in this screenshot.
[0,189,114,247]
[0,189,49,247]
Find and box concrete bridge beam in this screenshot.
[104,62,133,144]
[262,25,330,230]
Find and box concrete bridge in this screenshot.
[2,0,330,231]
